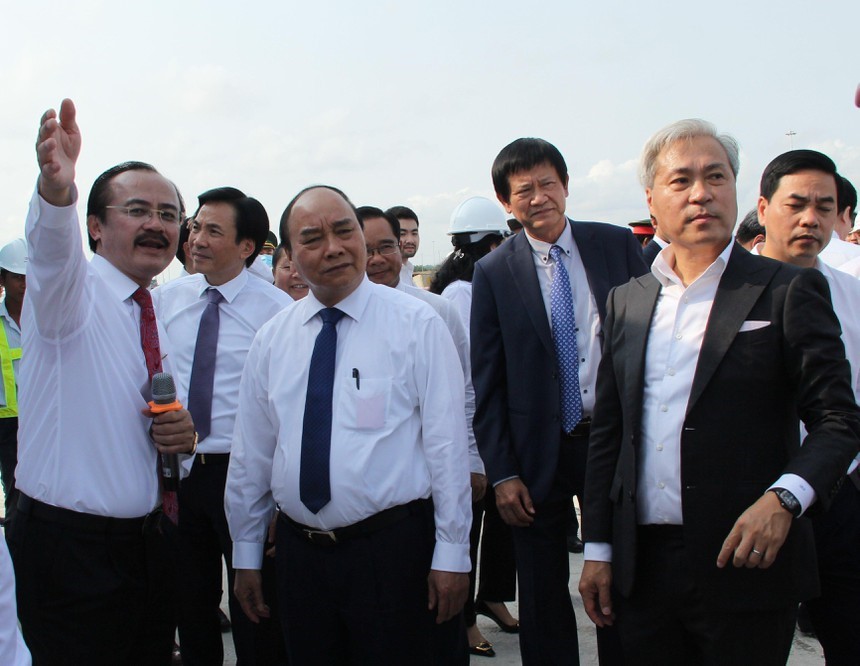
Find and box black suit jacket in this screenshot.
[641,238,663,267]
[471,219,648,504]
[583,244,860,610]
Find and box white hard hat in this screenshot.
[447,197,510,244]
[0,239,28,275]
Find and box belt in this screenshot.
[17,493,150,535]
[566,417,592,438]
[279,498,430,546]
[196,452,230,466]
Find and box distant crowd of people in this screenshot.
[0,98,858,666]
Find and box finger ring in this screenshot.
[751,549,763,557]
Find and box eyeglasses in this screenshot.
[105,206,180,224]
[365,242,400,258]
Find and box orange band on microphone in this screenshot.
[148,400,183,414]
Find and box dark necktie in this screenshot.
[300,307,345,513]
[132,287,179,524]
[187,288,223,443]
[549,245,583,433]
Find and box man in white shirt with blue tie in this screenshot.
[9,99,197,664]
[153,186,291,664]
[226,185,472,664]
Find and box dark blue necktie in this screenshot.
[300,307,345,513]
[549,245,583,433]
[187,288,223,442]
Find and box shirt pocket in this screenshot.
[339,376,392,430]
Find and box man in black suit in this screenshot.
[579,119,860,665]
[471,137,647,665]
[641,217,667,267]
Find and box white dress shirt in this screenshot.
[226,277,471,572]
[397,280,482,475]
[0,303,22,410]
[17,187,183,517]
[523,221,601,416]
[247,254,275,283]
[440,280,472,344]
[400,260,415,287]
[0,531,30,665]
[820,232,860,274]
[152,270,291,457]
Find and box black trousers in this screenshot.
[274,500,461,665]
[7,495,178,666]
[0,417,19,518]
[806,479,860,665]
[614,525,796,666]
[177,456,285,666]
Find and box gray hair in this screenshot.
[639,119,740,189]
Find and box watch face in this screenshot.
[775,489,800,516]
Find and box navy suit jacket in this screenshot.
[583,245,860,610]
[471,219,648,504]
[641,238,663,267]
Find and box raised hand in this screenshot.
[36,98,81,206]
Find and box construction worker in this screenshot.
[0,239,26,521]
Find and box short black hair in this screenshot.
[385,205,419,227]
[491,138,568,203]
[736,209,765,245]
[279,185,360,252]
[194,186,269,267]
[176,217,191,265]
[86,161,185,252]
[356,206,400,238]
[838,176,857,216]
[759,150,839,202]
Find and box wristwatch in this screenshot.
[769,488,801,518]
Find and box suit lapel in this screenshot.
[506,233,554,356]
[686,246,777,415]
[624,275,661,428]
[571,221,610,322]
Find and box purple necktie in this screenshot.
[187,288,223,443]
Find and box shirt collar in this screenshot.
[651,239,734,288]
[91,254,145,302]
[300,275,373,325]
[523,218,574,263]
[197,269,248,304]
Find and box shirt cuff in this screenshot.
[584,542,613,562]
[431,541,471,573]
[232,541,264,570]
[35,184,79,227]
[769,473,817,516]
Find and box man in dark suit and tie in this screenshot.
[471,137,647,665]
[579,119,860,665]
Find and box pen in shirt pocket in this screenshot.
[352,368,360,390]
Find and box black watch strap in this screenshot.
[769,488,801,518]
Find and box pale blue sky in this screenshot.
[1,0,857,273]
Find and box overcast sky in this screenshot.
[2,0,858,277]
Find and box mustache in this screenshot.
[134,231,170,248]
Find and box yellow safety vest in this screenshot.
[0,321,21,418]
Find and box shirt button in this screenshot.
[660,404,668,412]
[675,332,682,340]
[667,368,676,376]
[658,482,665,489]
[656,444,663,451]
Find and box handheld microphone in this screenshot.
[149,372,182,491]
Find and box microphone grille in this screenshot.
[151,372,177,404]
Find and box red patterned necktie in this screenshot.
[132,287,179,525]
